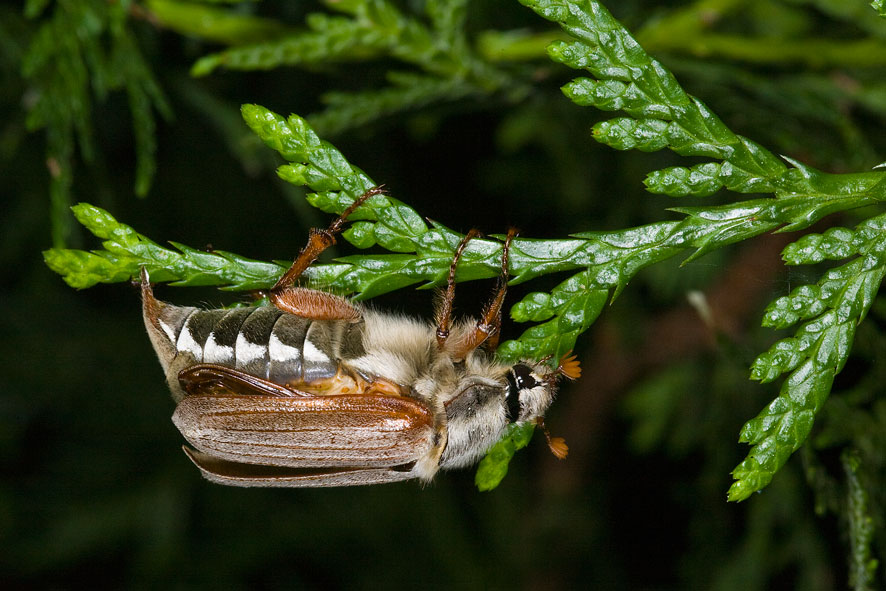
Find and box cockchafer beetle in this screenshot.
[142,187,578,487]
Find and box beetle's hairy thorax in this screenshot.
[436,353,511,470]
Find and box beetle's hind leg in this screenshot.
[270,186,386,320]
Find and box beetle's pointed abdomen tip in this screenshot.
[139,269,197,374]
[140,267,163,328]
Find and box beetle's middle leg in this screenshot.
[270,186,386,320]
[451,228,518,359]
[436,228,518,359]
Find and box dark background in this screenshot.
[3,1,886,588]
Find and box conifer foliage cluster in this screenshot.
[6,0,886,588]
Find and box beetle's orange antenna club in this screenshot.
[556,352,582,380]
[536,417,569,460]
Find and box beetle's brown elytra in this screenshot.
[142,187,578,487]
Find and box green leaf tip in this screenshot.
[475,422,537,491]
[44,203,286,291]
[239,104,387,215]
[731,234,886,499]
[43,246,134,290]
[645,163,724,197]
[44,203,144,288]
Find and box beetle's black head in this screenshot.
[505,362,553,423]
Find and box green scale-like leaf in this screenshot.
[474,422,537,491]
[43,203,285,290]
[518,0,886,503]
[145,0,290,46]
[181,0,521,138]
[23,0,170,246]
[729,223,886,501]
[842,449,879,590]
[523,0,790,200]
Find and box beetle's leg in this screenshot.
[449,228,518,359]
[435,228,481,349]
[271,186,386,291]
[270,186,386,318]
[179,364,311,398]
[271,287,362,321]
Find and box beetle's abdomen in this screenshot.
[145,297,366,400]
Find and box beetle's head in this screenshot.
[505,362,551,423]
[505,354,580,459]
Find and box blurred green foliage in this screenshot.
[5,0,886,589]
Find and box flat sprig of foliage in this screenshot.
[520,0,886,507]
[43,1,886,499]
